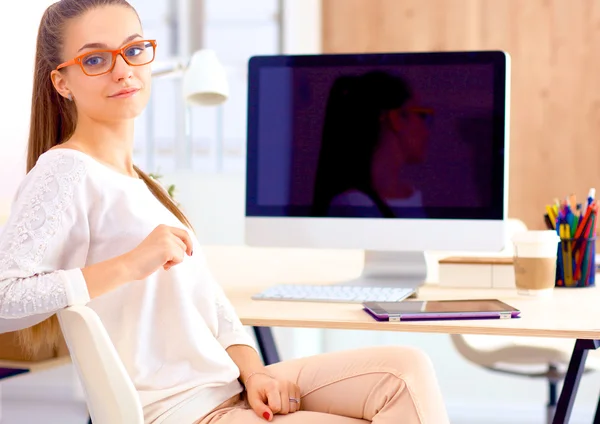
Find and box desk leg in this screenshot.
[552,339,600,424]
[253,327,280,365]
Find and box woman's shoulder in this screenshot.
[43,147,147,188]
[12,148,92,207]
[330,189,375,207]
[327,190,383,217]
[36,147,88,175]
[26,148,90,188]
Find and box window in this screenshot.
[130,0,282,175]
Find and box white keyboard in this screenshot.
[252,284,415,303]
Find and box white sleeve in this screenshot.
[213,280,257,351]
[0,152,91,333]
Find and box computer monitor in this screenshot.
[244,51,510,288]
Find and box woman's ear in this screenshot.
[384,109,404,132]
[50,70,72,101]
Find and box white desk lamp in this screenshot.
[151,48,229,107]
[147,48,229,170]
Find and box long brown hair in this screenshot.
[20,0,193,356]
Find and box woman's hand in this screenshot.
[245,373,301,421]
[122,224,194,280]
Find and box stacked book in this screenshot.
[437,256,515,288]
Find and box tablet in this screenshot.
[362,299,520,322]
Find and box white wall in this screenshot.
[0,2,53,225]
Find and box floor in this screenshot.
[0,399,595,424]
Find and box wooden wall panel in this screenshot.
[322,0,600,231]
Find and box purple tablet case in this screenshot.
[363,306,520,322]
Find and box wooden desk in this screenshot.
[226,283,600,424]
[228,285,600,340]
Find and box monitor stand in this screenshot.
[336,250,427,295]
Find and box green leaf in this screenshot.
[167,184,176,198]
[148,170,177,201]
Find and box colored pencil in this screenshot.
[544,189,597,287]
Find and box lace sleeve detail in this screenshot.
[0,153,86,273]
[0,273,69,318]
[0,151,90,328]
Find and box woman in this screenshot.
[312,71,432,218]
[0,1,450,423]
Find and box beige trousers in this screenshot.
[198,346,450,424]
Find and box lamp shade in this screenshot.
[182,49,229,106]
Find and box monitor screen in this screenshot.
[246,51,507,221]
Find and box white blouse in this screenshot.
[0,148,257,424]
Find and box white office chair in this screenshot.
[57,305,144,424]
[450,332,600,423]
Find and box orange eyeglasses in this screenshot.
[404,107,434,118]
[56,39,157,77]
[403,106,435,124]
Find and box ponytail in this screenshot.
[135,166,194,229]
[26,7,77,173]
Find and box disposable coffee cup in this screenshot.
[512,230,560,297]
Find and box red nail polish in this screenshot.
[263,411,270,420]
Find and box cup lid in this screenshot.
[512,230,560,244]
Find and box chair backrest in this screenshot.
[57,306,144,424]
